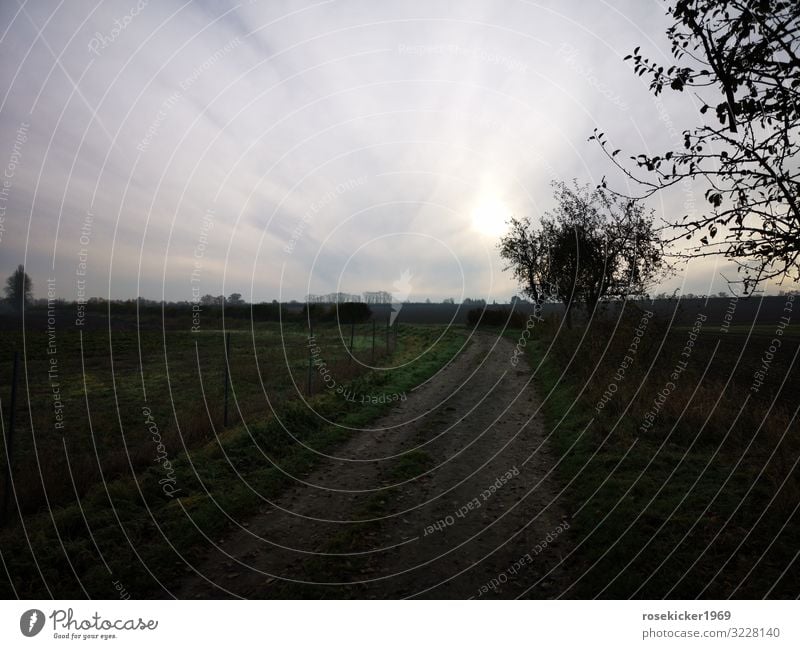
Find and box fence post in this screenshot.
[371,319,376,361]
[223,331,231,427]
[1,351,19,528]
[349,321,355,363]
[307,320,313,396]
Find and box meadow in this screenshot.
[523,299,800,598]
[1,297,798,599]
[0,306,466,597]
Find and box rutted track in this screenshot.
[177,333,569,599]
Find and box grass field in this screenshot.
[2,300,798,599]
[521,302,800,598]
[0,318,399,515]
[0,316,466,598]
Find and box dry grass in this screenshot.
[0,322,393,518]
[526,304,800,597]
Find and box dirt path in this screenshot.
[176,332,570,599]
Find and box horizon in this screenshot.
[2,0,798,304]
[10,284,795,306]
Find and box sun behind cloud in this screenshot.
[470,197,511,237]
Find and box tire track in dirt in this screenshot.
[176,332,569,599]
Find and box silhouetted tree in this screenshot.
[4,265,33,311]
[549,182,664,324]
[500,182,665,327]
[498,216,556,307]
[593,0,800,293]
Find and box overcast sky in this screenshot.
[0,0,786,303]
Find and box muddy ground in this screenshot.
[177,332,571,599]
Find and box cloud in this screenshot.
[0,0,749,302]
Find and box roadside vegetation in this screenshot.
[0,315,465,598]
[518,303,799,597]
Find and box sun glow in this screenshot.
[471,198,510,237]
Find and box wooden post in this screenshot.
[307,320,314,396]
[1,351,19,527]
[371,319,376,361]
[223,331,231,427]
[349,321,355,363]
[307,347,312,396]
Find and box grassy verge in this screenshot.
[519,312,799,599]
[0,325,465,598]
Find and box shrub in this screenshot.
[467,307,526,328]
[335,302,372,324]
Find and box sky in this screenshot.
[0,0,791,303]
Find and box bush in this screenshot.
[335,302,372,323]
[302,303,333,321]
[467,307,526,328]
[250,302,285,321]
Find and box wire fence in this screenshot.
[0,320,403,523]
